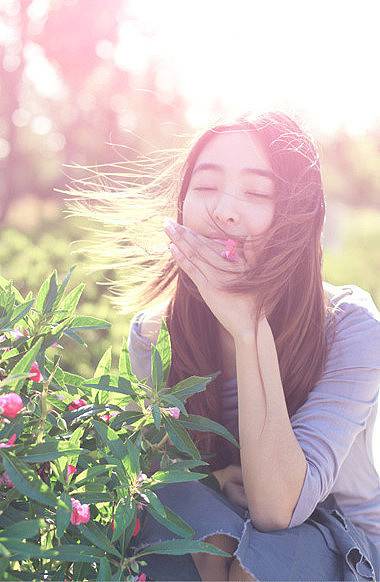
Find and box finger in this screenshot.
[226,464,244,483]
[169,243,208,288]
[167,222,246,274]
[223,481,248,508]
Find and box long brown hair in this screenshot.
[63,111,336,471]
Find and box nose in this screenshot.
[212,190,240,226]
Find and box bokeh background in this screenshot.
[1,0,379,455]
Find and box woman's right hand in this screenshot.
[212,464,249,509]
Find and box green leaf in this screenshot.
[68,492,113,504]
[166,372,220,401]
[44,545,106,563]
[151,344,164,391]
[57,280,85,315]
[56,492,71,538]
[52,266,78,312]
[151,403,161,430]
[43,271,59,314]
[155,317,172,388]
[34,272,53,313]
[160,393,189,417]
[68,316,111,331]
[83,374,135,396]
[0,274,24,304]
[0,539,49,560]
[122,437,140,477]
[79,523,121,558]
[178,415,240,449]
[21,440,83,463]
[94,347,112,377]
[74,464,116,485]
[5,519,42,539]
[141,489,166,518]
[118,337,135,377]
[146,504,194,539]
[108,410,143,430]
[93,420,127,461]
[5,336,44,390]
[111,495,135,543]
[97,557,112,581]
[163,416,201,459]
[165,459,209,471]
[149,469,207,486]
[8,299,34,328]
[134,538,232,558]
[1,453,67,509]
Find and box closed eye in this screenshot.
[194,187,269,198]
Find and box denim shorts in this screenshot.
[131,478,379,581]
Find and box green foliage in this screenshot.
[323,207,380,308]
[0,270,236,580]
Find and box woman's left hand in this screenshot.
[164,220,260,339]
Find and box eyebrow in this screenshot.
[192,162,276,180]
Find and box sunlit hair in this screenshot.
[63,110,338,471]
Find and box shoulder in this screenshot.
[323,281,380,359]
[324,281,380,324]
[137,298,171,345]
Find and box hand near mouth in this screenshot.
[163,218,259,339]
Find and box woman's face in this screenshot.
[183,130,276,265]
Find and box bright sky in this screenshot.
[120,0,380,136]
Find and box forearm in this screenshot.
[234,318,307,531]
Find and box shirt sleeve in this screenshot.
[288,286,380,528]
[126,310,154,388]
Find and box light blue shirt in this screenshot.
[127,282,380,555]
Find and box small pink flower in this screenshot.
[137,573,147,581]
[67,464,77,480]
[0,393,24,418]
[10,329,24,340]
[68,398,87,411]
[100,411,117,423]
[29,361,43,383]
[136,501,146,511]
[222,238,238,261]
[0,471,14,488]
[136,471,148,484]
[0,433,17,448]
[166,406,180,420]
[132,516,141,537]
[70,498,91,525]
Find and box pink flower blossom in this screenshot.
[67,464,77,480]
[0,471,14,488]
[222,238,238,261]
[132,517,141,537]
[0,433,17,448]
[68,398,87,411]
[70,498,90,525]
[29,361,43,383]
[0,393,23,418]
[136,471,148,484]
[136,573,147,581]
[10,329,24,340]
[100,411,117,423]
[166,406,180,419]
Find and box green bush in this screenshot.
[0,269,238,580]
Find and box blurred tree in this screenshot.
[0,0,189,223]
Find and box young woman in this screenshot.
[66,111,380,581]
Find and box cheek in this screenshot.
[182,194,204,229]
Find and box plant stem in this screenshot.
[36,356,61,444]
